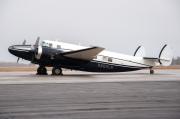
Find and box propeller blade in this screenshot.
[22,39,26,45]
[17,57,20,63]
[34,37,40,47]
[17,39,26,63]
[31,36,40,62]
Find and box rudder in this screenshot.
[134,46,146,57]
[158,44,173,66]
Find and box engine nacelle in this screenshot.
[35,46,43,59]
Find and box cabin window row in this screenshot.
[95,56,113,62]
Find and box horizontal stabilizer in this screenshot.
[143,44,173,66]
[62,46,104,61]
[143,57,159,60]
[143,57,171,62]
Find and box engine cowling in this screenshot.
[35,45,43,59]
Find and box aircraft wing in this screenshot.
[62,46,104,61]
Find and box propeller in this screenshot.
[17,57,20,63]
[31,37,41,62]
[34,37,40,58]
[16,37,42,63]
[22,39,26,45]
[17,39,26,63]
[34,37,40,48]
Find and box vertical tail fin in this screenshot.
[133,46,146,57]
[158,44,173,66]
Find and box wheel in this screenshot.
[150,69,154,74]
[52,67,63,75]
[37,66,47,75]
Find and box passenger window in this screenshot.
[49,43,53,48]
[42,41,45,45]
[108,57,112,62]
[57,45,61,49]
[103,56,108,61]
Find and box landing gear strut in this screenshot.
[37,66,48,75]
[52,67,63,75]
[150,68,154,74]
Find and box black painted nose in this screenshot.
[8,45,16,55]
[8,45,22,58]
[8,45,34,61]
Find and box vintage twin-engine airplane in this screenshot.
[8,37,173,75]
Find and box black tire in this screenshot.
[37,66,47,75]
[52,67,62,75]
[150,69,154,74]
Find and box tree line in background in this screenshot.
[171,57,180,65]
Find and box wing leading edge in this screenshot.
[62,46,104,61]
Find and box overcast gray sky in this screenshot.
[0,0,180,62]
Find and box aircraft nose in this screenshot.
[8,45,33,60]
[8,45,16,54]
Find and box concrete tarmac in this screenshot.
[0,70,180,119]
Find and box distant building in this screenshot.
[171,57,180,65]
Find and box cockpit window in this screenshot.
[42,41,49,47]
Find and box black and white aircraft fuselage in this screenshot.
[8,37,173,75]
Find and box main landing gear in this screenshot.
[36,66,63,75]
[52,67,63,75]
[37,66,48,75]
[150,68,154,74]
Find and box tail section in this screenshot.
[143,44,173,66]
[158,44,173,66]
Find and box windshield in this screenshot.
[41,41,49,47]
